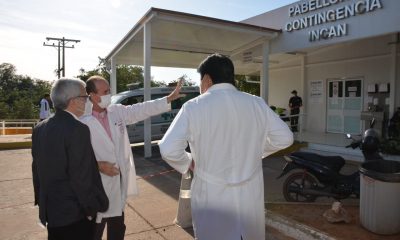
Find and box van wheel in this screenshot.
[283,171,318,202]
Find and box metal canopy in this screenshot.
[105,8,281,74]
[104,8,281,157]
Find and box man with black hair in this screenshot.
[159,53,293,240]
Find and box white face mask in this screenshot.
[84,98,93,116]
[98,94,111,109]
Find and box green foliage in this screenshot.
[235,75,260,96]
[0,60,263,120]
[76,68,102,82]
[0,102,10,119]
[0,63,52,119]
[168,74,196,87]
[116,65,144,92]
[12,99,36,119]
[76,61,167,93]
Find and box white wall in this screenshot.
[242,0,400,133]
[269,66,302,108]
[267,34,397,133]
[306,54,391,132]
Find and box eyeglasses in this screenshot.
[75,95,89,100]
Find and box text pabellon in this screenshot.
[284,0,383,42]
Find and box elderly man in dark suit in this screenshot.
[32,78,109,240]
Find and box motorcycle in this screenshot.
[277,119,382,202]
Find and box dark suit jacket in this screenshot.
[32,110,108,227]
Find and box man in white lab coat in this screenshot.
[159,54,293,240]
[80,76,183,240]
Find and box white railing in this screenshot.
[1,119,39,135]
[279,113,306,134]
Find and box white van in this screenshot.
[111,86,200,143]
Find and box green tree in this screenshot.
[76,68,102,82]
[168,74,196,87]
[116,65,144,92]
[0,63,52,119]
[12,99,35,119]
[235,75,260,96]
[77,61,166,92]
[0,102,10,119]
[0,63,18,92]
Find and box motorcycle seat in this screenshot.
[291,152,345,173]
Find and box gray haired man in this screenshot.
[32,78,109,240]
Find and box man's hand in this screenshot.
[167,78,186,103]
[98,161,120,176]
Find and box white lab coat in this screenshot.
[159,84,293,240]
[80,97,170,222]
[39,98,50,119]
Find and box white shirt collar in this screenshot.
[207,83,237,92]
[64,110,79,120]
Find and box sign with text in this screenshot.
[285,0,384,42]
[310,80,323,103]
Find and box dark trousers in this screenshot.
[47,218,94,240]
[290,108,300,132]
[94,212,126,240]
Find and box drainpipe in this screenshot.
[143,20,152,158]
[300,53,307,133]
[389,33,399,118]
[260,42,270,102]
[110,57,117,95]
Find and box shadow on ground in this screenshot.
[131,144,195,237]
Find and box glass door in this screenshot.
[327,79,362,134]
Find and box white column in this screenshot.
[110,57,117,95]
[260,42,270,102]
[143,22,152,158]
[300,54,307,133]
[389,35,398,118]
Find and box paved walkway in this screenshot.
[0,136,294,240]
[2,135,399,239]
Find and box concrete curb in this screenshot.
[266,210,336,240]
[269,142,308,157]
[0,141,308,154]
[0,141,32,150]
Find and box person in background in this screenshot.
[39,93,51,121]
[80,75,183,240]
[388,107,400,139]
[32,78,109,240]
[288,90,302,132]
[159,54,293,240]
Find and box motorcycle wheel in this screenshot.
[283,171,319,202]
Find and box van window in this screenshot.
[111,87,199,143]
[153,93,200,109]
[120,96,144,105]
[171,92,199,109]
[117,91,199,109]
[111,95,126,104]
[151,94,168,100]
